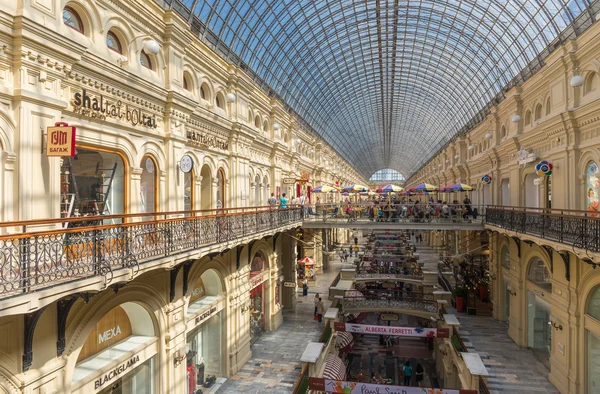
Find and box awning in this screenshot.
[336,331,354,351]
[323,354,346,381]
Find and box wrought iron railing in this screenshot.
[485,206,600,252]
[355,272,424,281]
[0,207,302,298]
[342,294,437,313]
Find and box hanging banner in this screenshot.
[308,378,477,394]
[334,322,449,338]
[46,122,76,157]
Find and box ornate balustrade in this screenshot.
[342,296,438,313]
[355,272,424,281]
[0,207,302,298]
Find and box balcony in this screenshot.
[0,207,302,316]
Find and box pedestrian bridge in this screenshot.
[341,295,440,319]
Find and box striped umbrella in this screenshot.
[336,331,354,351]
[413,183,439,192]
[342,184,369,193]
[376,184,404,193]
[312,185,339,193]
[323,354,346,380]
[447,183,473,192]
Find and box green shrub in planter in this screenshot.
[453,286,467,297]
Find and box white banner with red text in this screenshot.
[334,322,449,338]
[308,378,477,394]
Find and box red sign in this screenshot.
[46,122,76,157]
[308,378,477,394]
[334,322,449,338]
[250,272,267,290]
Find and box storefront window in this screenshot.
[586,162,599,215]
[527,257,552,292]
[60,148,125,219]
[501,246,510,269]
[250,252,267,344]
[587,286,600,321]
[140,156,156,213]
[186,312,222,394]
[216,169,225,209]
[587,331,600,394]
[184,170,194,211]
[545,175,552,209]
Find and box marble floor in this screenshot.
[217,258,353,394]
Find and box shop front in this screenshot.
[70,303,158,394]
[249,252,268,345]
[526,257,552,362]
[185,270,225,394]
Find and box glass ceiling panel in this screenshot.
[172,0,596,178]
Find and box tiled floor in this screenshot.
[217,257,353,393]
[458,314,560,394]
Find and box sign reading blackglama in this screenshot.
[94,355,139,389]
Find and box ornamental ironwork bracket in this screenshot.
[206,252,220,260]
[511,237,521,258]
[247,239,257,266]
[80,292,100,304]
[236,244,244,270]
[273,232,282,249]
[558,252,571,281]
[23,306,48,371]
[582,258,600,270]
[169,263,185,302]
[541,245,554,274]
[111,283,127,294]
[182,260,195,297]
[57,297,79,357]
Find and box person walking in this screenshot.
[302,278,308,296]
[415,363,424,387]
[314,293,320,317]
[279,193,288,209]
[316,297,324,323]
[403,361,412,386]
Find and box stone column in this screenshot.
[281,233,297,309]
[250,181,256,206]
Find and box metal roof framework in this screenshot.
[160,0,599,178]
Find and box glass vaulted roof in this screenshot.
[167,0,597,178]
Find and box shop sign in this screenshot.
[250,272,267,290]
[94,355,140,390]
[195,306,217,325]
[334,322,449,338]
[283,281,296,288]
[282,177,296,184]
[380,313,398,321]
[46,122,76,157]
[186,130,229,150]
[308,378,476,394]
[72,89,158,128]
[300,172,310,181]
[98,326,122,344]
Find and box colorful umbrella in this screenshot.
[298,256,315,264]
[413,183,439,192]
[343,184,369,193]
[312,185,339,193]
[447,183,473,192]
[376,184,404,193]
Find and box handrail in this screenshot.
[292,363,309,394]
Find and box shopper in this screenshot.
[279,193,288,209]
[403,361,412,386]
[415,363,424,387]
[314,293,320,316]
[302,278,308,296]
[267,193,277,208]
[316,298,324,323]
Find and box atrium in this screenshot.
[0,1,599,393]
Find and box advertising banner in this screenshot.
[334,322,449,338]
[308,378,477,394]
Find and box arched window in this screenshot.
[183,72,192,91]
[586,162,599,214]
[527,257,551,291]
[184,169,194,211]
[140,50,152,70]
[525,110,532,125]
[501,246,510,269]
[501,126,507,138]
[254,116,261,129]
[263,121,268,133]
[534,104,543,121]
[106,31,122,54]
[545,97,551,115]
[216,168,225,209]
[63,6,83,33]
[586,286,600,321]
[215,93,225,109]
[585,72,599,95]
[140,155,157,213]
[200,83,210,100]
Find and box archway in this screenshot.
[585,285,600,393]
[216,168,225,209]
[70,302,157,394]
[524,173,539,208]
[140,155,157,213]
[526,256,552,363]
[500,245,511,321]
[185,268,226,392]
[254,174,260,206]
[249,251,269,345]
[262,175,269,205]
[200,164,212,210]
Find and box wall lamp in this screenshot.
[240,302,250,314]
[174,345,190,367]
[548,321,563,331]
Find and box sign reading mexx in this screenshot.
[46,122,76,157]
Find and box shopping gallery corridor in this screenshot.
[2,1,600,394]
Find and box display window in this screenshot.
[249,252,267,344]
[71,303,157,394]
[216,168,225,209]
[586,162,599,215]
[61,147,126,220]
[140,155,157,213]
[184,169,194,211]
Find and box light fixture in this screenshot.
[454,154,459,159]
[548,320,563,331]
[485,132,492,139]
[570,75,585,88]
[174,345,190,367]
[468,145,474,150]
[445,159,450,163]
[143,39,160,55]
[512,114,521,123]
[226,92,236,103]
[273,123,281,131]
[509,290,517,296]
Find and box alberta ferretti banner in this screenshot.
[308,378,477,394]
[334,322,449,338]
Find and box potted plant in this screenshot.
[453,286,467,312]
